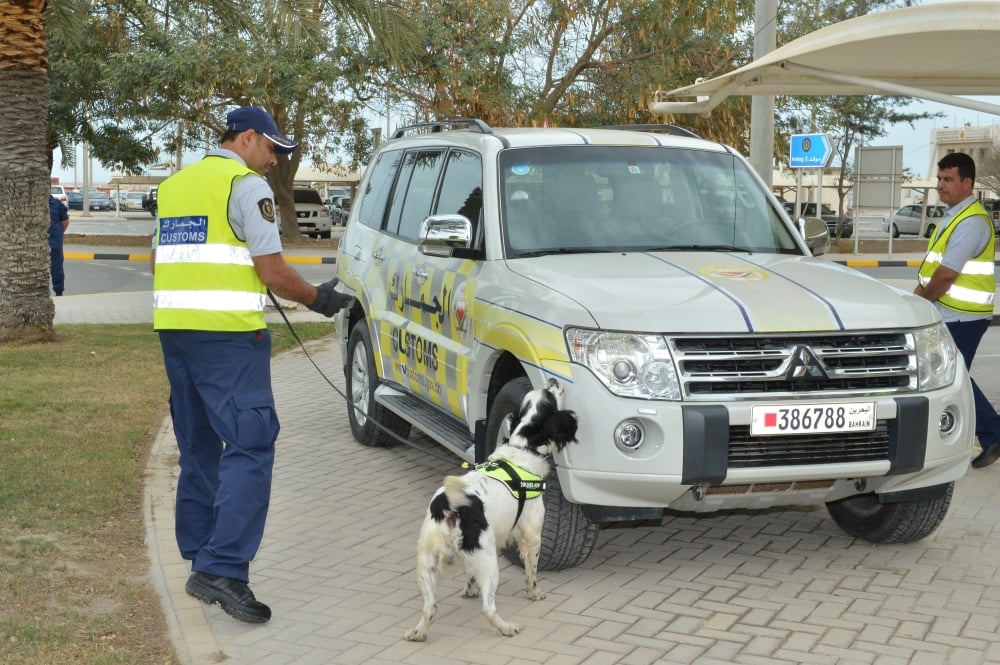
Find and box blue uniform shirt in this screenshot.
[49,195,68,238]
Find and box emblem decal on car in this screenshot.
[700,266,767,281]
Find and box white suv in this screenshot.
[285,187,333,238]
[335,119,974,570]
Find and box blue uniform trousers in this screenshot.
[48,228,64,294]
[946,319,1000,448]
[159,330,280,582]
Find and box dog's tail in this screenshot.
[443,476,471,508]
[441,476,489,553]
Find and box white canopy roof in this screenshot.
[651,2,1000,117]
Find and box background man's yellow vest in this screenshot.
[918,201,995,315]
[153,157,268,331]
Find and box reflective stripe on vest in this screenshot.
[918,201,995,314]
[153,156,267,331]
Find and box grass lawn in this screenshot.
[0,322,335,664]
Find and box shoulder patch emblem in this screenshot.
[257,198,276,223]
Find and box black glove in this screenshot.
[308,278,354,317]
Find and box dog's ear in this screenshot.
[543,410,578,450]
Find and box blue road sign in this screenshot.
[789,133,834,168]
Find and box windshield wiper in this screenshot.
[644,245,752,253]
[511,248,619,258]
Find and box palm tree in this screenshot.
[0,0,56,343]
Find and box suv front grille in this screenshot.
[671,332,915,400]
[728,421,890,467]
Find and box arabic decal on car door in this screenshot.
[382,148,448,403]
[413,150,483,419]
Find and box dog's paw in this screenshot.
[403,628,427,642]
[495,622,524,637]
[527,588,546,601]
[546,379,565,404]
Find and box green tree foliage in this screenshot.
[87,0,416,235]
[47,4,161,176]
[341,0,755,151]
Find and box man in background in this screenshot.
[48,194,69,296]
[914,152,1000,468]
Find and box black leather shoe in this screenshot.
[185,572,271,623]
[972,442,1000,469]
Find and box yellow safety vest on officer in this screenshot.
[918,200,995,316]
[153,157,267,331]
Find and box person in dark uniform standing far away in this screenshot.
[151,106,352,623]
[914,152,1000,469]
[48,194,69,295]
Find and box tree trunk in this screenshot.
[0,0,55,344]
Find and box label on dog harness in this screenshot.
[477,458,545,499]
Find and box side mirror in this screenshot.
[419,215,473,257]
[798,217,829,256]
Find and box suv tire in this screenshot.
[346,322,410,447]
[489,377,601,571]
[825,482,953,543]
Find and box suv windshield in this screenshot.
[293,188,324,205]
[500,146,797,256]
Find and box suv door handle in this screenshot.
[372,248,385,264]
[412,264,428,285]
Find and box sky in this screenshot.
[53,0,996,186]
[879,98,1000,179]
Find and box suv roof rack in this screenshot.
[391,118,494,139]
[601,124,700,139]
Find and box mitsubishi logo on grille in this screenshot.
[787,345,827,380]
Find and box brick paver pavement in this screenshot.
[147,337,1000,665]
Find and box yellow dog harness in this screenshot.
[476,457,545,526]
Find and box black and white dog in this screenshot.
[403,378,578,641]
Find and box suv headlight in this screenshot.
[913,322,958,392]
[566,328,682,400]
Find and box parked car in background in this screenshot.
[982,199,1000,233]
[277,186,333,238]
[326,187,350,204]
[122,192,146,211]
[67,190,115,211]
[883,204,947,238]
[142,187,158,217]
[782,201,852,238]
[330,195,351,226]
[51,185,68,205]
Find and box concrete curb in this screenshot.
[144,418,222,665]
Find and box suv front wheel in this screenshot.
[825,482,953,543]
[488,377,601,571]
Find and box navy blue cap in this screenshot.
[225,106,299,155]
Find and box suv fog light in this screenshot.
[938,408,957,435]
[614,419,645,452]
